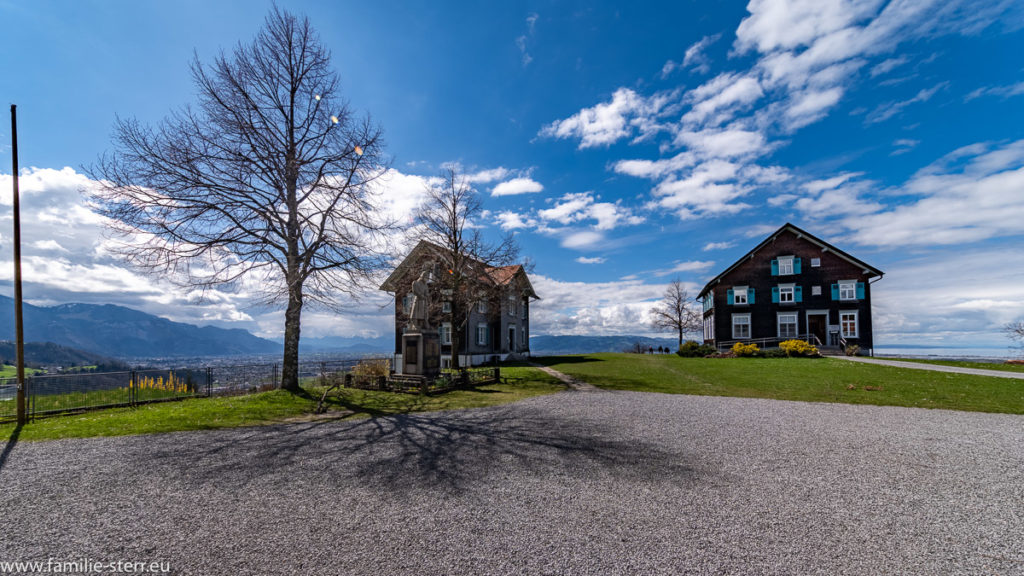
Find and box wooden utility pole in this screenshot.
[10,104,26,425]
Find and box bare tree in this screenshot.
[1006,320,1024,357]
[409,166,518,369]
[651,278,701,349]
[87,7,389,391]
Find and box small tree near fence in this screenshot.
[651,278,701,349]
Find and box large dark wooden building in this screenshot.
[698,223,883,355]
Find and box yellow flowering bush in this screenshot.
[779,339,820,357]
[731,342,760,357]
[129,372,193,394]
[352,358,390,377]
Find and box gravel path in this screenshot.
[2,391,1023,575]
[836,355,1024,379]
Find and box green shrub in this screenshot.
[677,340,716,357]
[779,339,820,357]
[731,342,760,357]
[763,347,788,358]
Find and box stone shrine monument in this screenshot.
[402,270,440,378]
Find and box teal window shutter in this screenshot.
[748,288,755,304]
[794,258,802,274]
[831,284,839,300]
[727,289,734,305]
[772,286,779,303]
[856,282,865,300]
[795,285,803,302]
[771,259,778,276]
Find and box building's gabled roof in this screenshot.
[697,223,884,298]
[380,240,538,299]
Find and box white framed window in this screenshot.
[778,256,794,275]
[778,313,798,339]
[840,311,858,338]
[477,300,488,314]
[704,314,715,341]
[734,286,748,305]
[839,281,856,301]
[508,293,517,316]
[811,285,822,296]
[442,301,451,313]
[477,323,489,346]
[732,314,751,339]
[779,284,795,303]
[402,293,412,314]
[811,257,821,267]
[440,322,452,345]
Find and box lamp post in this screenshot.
[10,104,26,425]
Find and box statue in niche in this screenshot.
[407,270,431,330]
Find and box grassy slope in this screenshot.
[539,353,1024,414]
[0,366,564,442]
[0,365,44,378]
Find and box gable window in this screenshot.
[732,314,751,339]
[440,322,452,345]
[508,293,517,317]
[728,286,754,305]
[840,311,858,338]
[772,284,802,304]
[779,285,794,303]
[477,300,488,314]
[811,285,822,296]
[477,323,489,346]
[811,257,821,267]
[778,313,798,339]
[772,256,801,276]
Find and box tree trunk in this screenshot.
[451,330,461,370]
[678,327,683,349]
[281,286,303,391]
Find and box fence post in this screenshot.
[206,367,213,396]
[130,370,136,406]
[494,366,500,383]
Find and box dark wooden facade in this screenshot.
[698,224,883,354]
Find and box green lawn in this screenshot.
[883,357,1024,373]
[537,353,1024,414]
[0,365,44,378]
[0,366,564,442]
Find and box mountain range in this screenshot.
[0,295,280,359]
[528,335,678,356]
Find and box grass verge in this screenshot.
[882,357,1024,373]
[0,366,564,442]
[538,353,1024,414]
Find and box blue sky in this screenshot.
[1,0,1023,353]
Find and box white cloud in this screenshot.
[702,241,735,251]
[655,260,715,276]
[682,33,722,75]
[494,211,535,230]
[870,55,909,77]
[539,88,680,149]
[32,239,69,253]
[492,177,544,197]
[576,256,606,264]
[466,167,512,183]
[682,73,764,126]
[673,127,770,159]
[613,151,696,179]
[964,81,1024,101]
[561,230,605,250]
[802,171,864,194]
[866,81,948,124]
[537,192,644,231]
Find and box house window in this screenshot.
[442,301,451,313]
[811,258,821,267]
[779,285,794,303]
[778,256,794,275]
[778,313,798,339]
[839,281,856,301]
[508,293,517,316]
[521,300,527,319]
[477,323,489,346]
[704,314,715,341]
[729,282,753,303]
[732,314,751,339]
[402,294,412,314]
[440,322,452,345]
[477,300,488,314]
[811,285,822,296]
[840,311,858,338]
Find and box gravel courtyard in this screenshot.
[2,390,1022,575]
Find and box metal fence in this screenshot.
[0,357,503,423]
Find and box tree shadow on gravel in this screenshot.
[141,406,700,494]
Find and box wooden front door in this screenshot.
[808,314,827,346]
